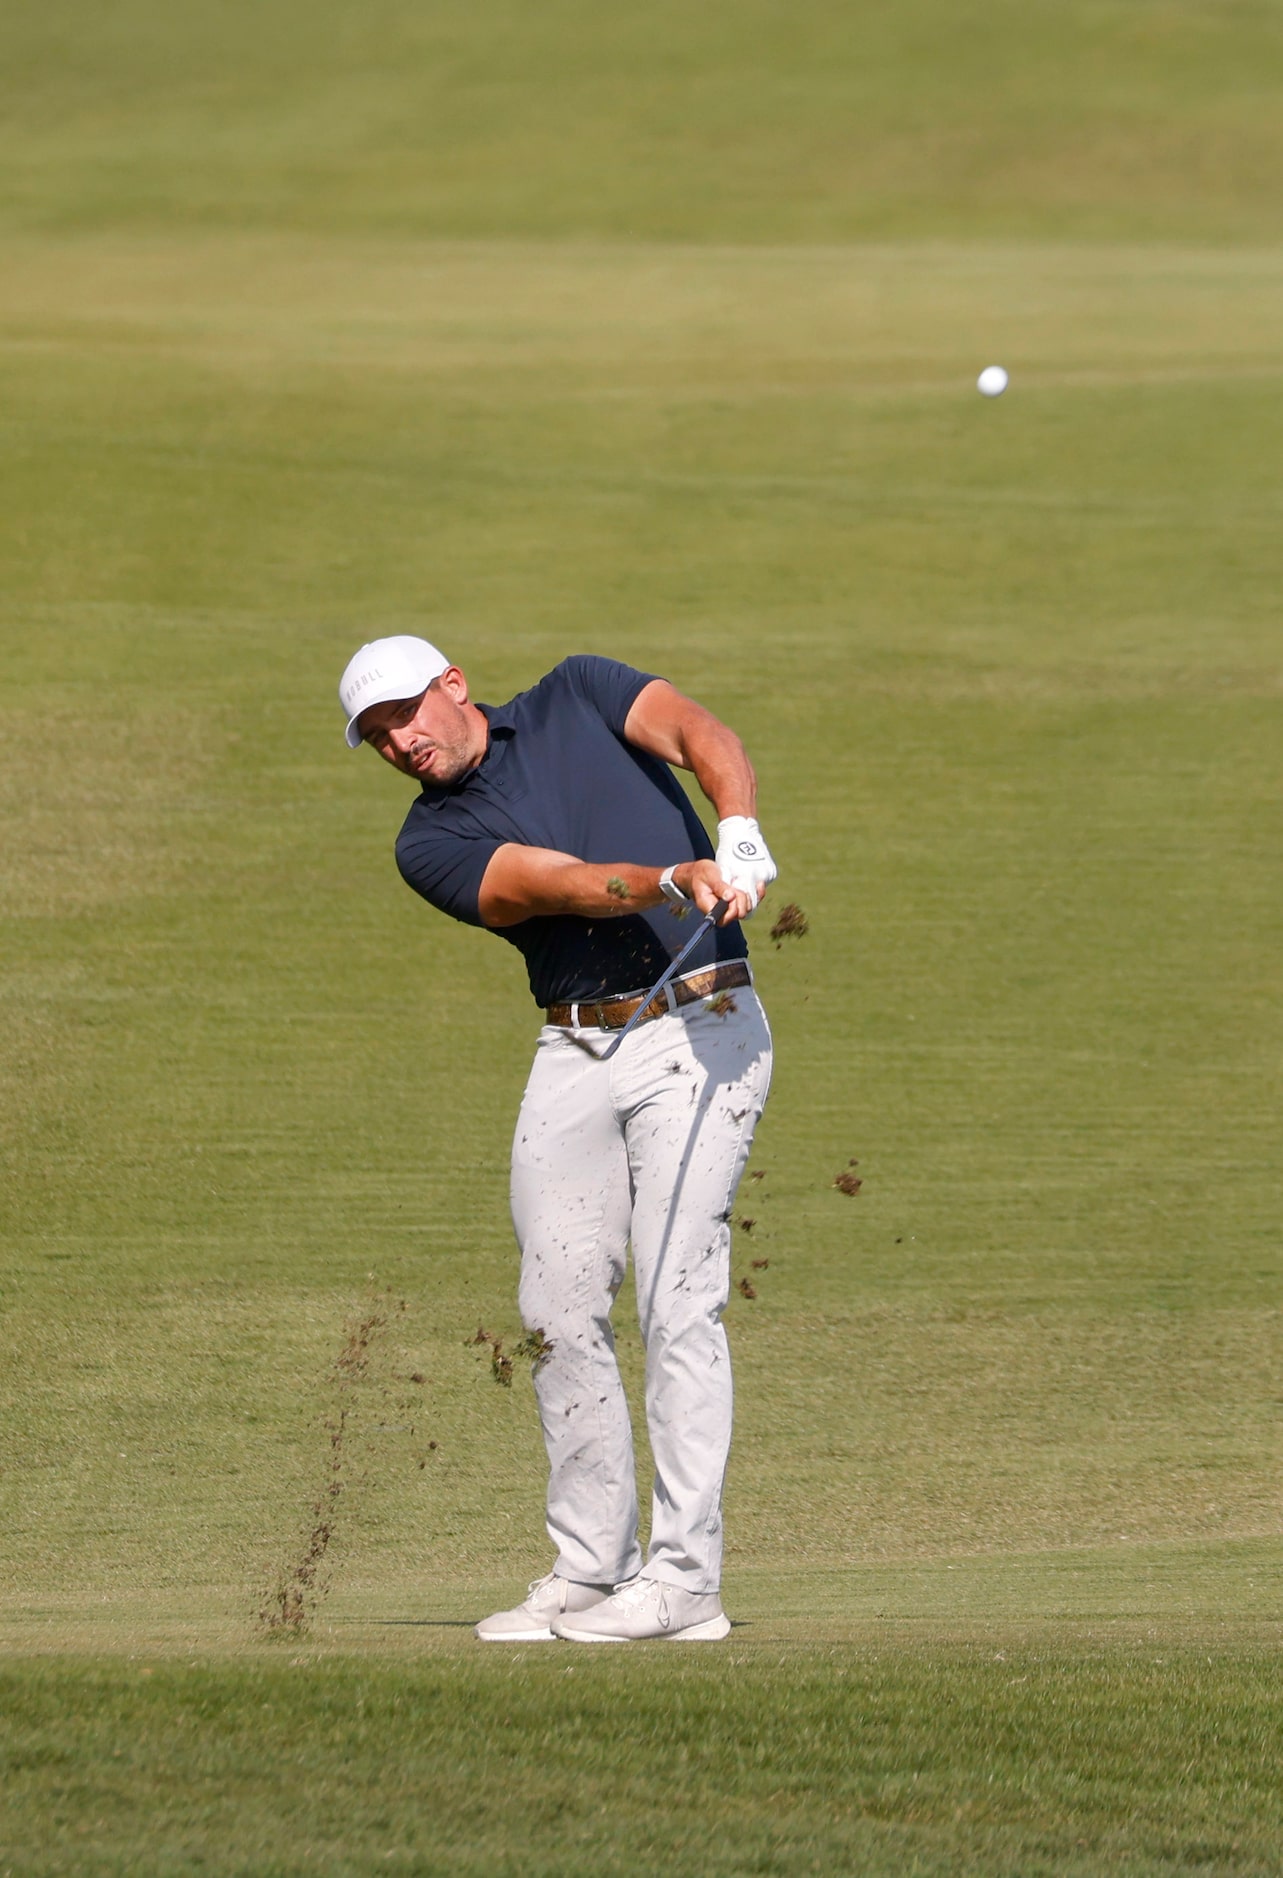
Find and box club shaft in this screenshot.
[599,898,731,1061]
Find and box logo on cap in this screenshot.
[341,666,384,713]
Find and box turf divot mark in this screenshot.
[257,1301,391,1636]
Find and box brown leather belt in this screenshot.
[546,960,752,1032]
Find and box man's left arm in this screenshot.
[623,679,778,912]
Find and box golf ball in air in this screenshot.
[977,365,1009,397]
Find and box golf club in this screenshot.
[600,897,731,1060]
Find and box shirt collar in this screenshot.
[475,700,518,774]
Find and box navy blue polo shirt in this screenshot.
[394,656,749,1008]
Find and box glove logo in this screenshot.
[734,840,760,858]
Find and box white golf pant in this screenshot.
[510,988,772,1594]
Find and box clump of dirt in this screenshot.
[769,903,809,948]
[733,1170,775,1298]
[833,1158,863,1196]
[605,876,632,902]
[470,1324,514,1386]
[260,1506,334,1633]
[707,991,738,1017]
[258,1303,391,1637]
[334,1308,385,1379]
[469,1323,555,1388]
[513,1327,555,1376]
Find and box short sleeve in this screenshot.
[556,656,659,737]
[395,816,503,928]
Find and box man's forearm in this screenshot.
[479,848,708,927]
[676,715,757,824]
[478,846,758,928]
[623,682,757,822]
[550,860,689,918]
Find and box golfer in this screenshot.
[339,638,776,1642]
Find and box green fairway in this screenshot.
[2,0,1282,1870]
[5,0,1283,244]
[4,1647,1283,1876]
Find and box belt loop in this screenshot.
[663,982,677,1014]
[569,1002,580,1028]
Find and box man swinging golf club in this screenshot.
[339,638,777,1642]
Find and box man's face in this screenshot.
[358,669,483,785]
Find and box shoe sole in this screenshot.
[554,1613,731,1644]
[474,1624,555,1642]
[673,1614,732,1641]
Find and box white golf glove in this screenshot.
[715,816,778,917]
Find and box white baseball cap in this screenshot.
[338,636,451,748]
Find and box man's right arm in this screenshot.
[476,846,752,930]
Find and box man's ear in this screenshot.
[439,665,470,705]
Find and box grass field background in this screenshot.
[2,1,1281,1871]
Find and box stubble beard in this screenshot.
[408,721,477,786]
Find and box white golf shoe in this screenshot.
[474,1571,614,1642]
[552,1575,731,1643]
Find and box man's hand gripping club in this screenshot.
[713,818,778,919]
[669,857,760,926]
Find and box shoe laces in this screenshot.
[524,1572,564,1613]
[611,1576,669,1623]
